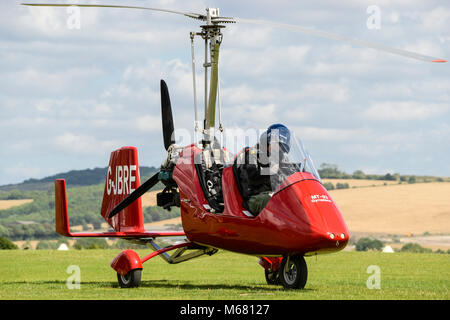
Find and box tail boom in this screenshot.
[54,179,184,238]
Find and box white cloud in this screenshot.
[362,101,449,121]
[54,133,122,155]
[224,103,278,127]
[3,162,44,182]
[135,115,161,133]
[221,45,310,77]
[297,82,350,103]
[293,126,369,142]
[421,6,450,32]
[1,1,449,185]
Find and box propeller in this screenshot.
[22,2,446,63]
[234,18,447,63]
[161,79,175,151]
[108,80,175,218]
[21,3,204,20]
[108,171,159,218]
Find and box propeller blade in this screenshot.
[21,3,204,20]
[161,80,175,151]
[235,18,447,63]
[108,172,160,219]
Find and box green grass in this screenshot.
[0,250,448,300]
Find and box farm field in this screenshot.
[322,178,398,187]
[141,190,159,207]
[329,182,450,235]
[0,199,33,210]
[5,181,450,250]
[3,181,449,237]
[143,181,450,236]
[0,250,448,300]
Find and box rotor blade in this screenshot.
[108,172,159,219]
[21,3,203,20]
[161,79,175,150]
[235,18,447,63]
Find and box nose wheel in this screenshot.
[117,269,142,288]
[278,255,307,289]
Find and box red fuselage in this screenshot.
[172,145,349,256]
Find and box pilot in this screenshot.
[234,124,291,216]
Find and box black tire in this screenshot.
[117,269,142,288]
[278,255,307,289]
[264,269,280,285]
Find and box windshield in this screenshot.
[204,129,321,195]
[257,132,321,191]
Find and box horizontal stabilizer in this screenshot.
[54,179,185,238]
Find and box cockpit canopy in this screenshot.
[192,128,321,214]
[252,132,321,192]
[201,131,321,195]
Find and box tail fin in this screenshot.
[101,146,145,233]
[54,176,185,238]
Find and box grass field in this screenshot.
[0,249,448,300]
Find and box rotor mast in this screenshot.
[190,8,232,147]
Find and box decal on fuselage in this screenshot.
[106,165,137,195]
[310,194,331,203]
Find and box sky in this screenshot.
[0,0,449,186]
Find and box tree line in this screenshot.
[354,237,449,254]
[318,163,447,183]
[1,163,448,241]
[0,181,176,241]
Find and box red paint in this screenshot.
[56,142,350,282]
[221,166,247,218]
[101,146,144,233]
[259,257,282,272]
[55,179,71,237]
[173,145,349,256]
[110,250,142,276]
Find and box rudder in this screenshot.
[101,146,144,233]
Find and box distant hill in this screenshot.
[0,166,159,192]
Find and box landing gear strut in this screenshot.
[264,269,280,285]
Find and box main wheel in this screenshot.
[117,269,142,288]
[278,255,307,289]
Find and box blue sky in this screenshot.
[0,0,449,185]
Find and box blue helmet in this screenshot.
[260,123,291,153]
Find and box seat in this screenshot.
[222,166,254,218]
